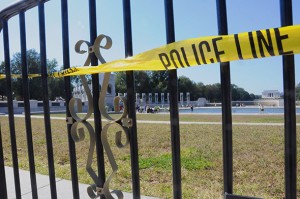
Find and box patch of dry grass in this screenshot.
[0,115,299,198]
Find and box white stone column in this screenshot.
[142,93,146,104]
[186,92,190,104]
[155,93,158,104]
[161,93,164,104]
[180,92,183,105]
[148,93,152,104]
[136,93,140,104]
[167,93,169,104]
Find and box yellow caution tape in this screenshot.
[1,25,300,79]
[0,74,41,79]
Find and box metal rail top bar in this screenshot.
[0,0,49,31]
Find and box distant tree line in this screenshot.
[0,49,65,101]
[1,49,299,102]
[116,71,260,102]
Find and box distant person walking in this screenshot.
[259,104,264,112]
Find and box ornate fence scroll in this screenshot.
[68,34,130,199]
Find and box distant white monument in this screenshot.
[72,73,116,107]
[262,90,281,99]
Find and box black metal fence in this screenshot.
[0,0,297,199]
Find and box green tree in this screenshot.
[48,77,66,100]
[194,82,206,99]
[114,70,258,102]
[115,72,127,94]
[134,71,152,93]
[204,83,221,102]
[231,84,252,101]
[116,71,153,94]
[149,71,168,93]
[1,49,64,100]
[178,76,198,100]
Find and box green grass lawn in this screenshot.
[0,114,299,198]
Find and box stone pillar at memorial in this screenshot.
[161,93,164,104]
[136,93,140,105]
[167,93,169,104]
[186,92,190,104]
[142,93,146,104]
[82,91,86,102]
[118,93,122,96]
[180,92,184,106]
[155,93,158,104]
[80,85,84,101]
[72,87,77,98]
[148,93,152,104]
[123,93,127,98]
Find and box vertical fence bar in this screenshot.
[216,0,233,195]
[280,0,297,198]
[122,0,141,198]
[19,11,38,199]
[88,0,106,194]
[61,1,80,198]
[38,2,58,199]
[164,1,182,199]
[0,122,8,199]
[2,19,21,199]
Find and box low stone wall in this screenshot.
[0,100,68,114]
[0,98,289,114]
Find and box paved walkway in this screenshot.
[5,114,300,126]
[5,167,158,199]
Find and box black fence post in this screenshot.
[164,1,182,199]
[2,19,21,199]
[19,11,38,199]
[216,0,233,195]
[88,0,106,196]
[38,2,58,198]
[122,0,141,198]
[61,1,80,198]
[280,0,297,199]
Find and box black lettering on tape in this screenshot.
[180,47,190,67]
[234,34,243,60]
[199,41,212,64]
[274,28,293,55]
[192,44,201,65]
[248,32,258,58]
[256,29,275,57]
[159,53,171,70]
[170,49,184,68]
[212,37,224,62]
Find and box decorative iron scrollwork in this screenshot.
[69,34,130,199]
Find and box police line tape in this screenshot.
[1,24,300,79]
[0,74,41,79]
